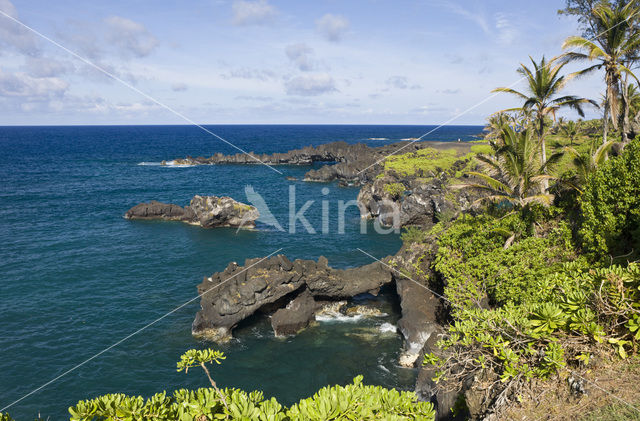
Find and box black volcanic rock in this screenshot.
[192,254,392,341]
[271,288,319,336]
[124,195,259,228]
[163,140,473,185]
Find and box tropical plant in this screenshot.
[579,138,640,260]
[67,349,436,421]
[484,112,514,140]
[562,1,640,143]
[562,137,616,190]
[454,126,561,209]
[493,56,596,181]
[560,119,582,145]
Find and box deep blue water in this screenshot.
[0,125,482,420]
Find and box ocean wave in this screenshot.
[137,160,192,167]
[378,322,397,334]
[315,313,363,323]
[378,364,391,373]
[368,137,389,141]
[400,137,419,141]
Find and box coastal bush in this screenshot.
[579,138,640,262]
[383,182,405,199]
[66,349,435,421]
[425,262,640,386]
[433,210,578,308]
[400,226,428,245]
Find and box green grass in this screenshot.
[384,148,461,177]
[580,402,640,421]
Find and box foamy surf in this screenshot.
[378,322,397,333]
[316,313,364,323]
[137,160,191,167]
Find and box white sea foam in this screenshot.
[137,160,191,167]
[400,137,419,141]
[378,322,397,334]
[368,137,388,140]
[378,364,390,373]
[316,313,363,323]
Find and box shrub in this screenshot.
[434,211,578,308]
[400,226,428,244]
[65,349,435,421]
[579,139,640,262]
[383,182,405,199]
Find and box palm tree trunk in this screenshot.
[603,89,609,145]
[621,74,630,144]
[538,116,549,192]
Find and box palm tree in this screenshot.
[562,138,616,192]
[560,120,582,145]
[484,112,514,140]
[562,1,640,143]
[624,82,640,118]
[454,126,561,209]
[493,56,596,189]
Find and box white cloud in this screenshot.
[0,0,40,55]
[443,2,490,35]
[171,82,188,92]
[0,69,68,98]
[105,16,159,58]
[23,57,75,78]
[494,13,518,45]
[316,14,349,42]
[386,76,421,90]
[232,0,276,26]
[220,67,276,81]
[285,43,316,71]
[284,74,337,96]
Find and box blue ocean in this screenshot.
[0,125,482,420]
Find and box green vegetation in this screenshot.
[383,182,406,199]
[454,126,562,209]
[562,1,640,143]
[383,147,461,177]
[493,56,595,169]
[55,349,435,421]
[579,138,640,261]
[414,3,640,413]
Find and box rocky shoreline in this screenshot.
[164,140,475,185]
[152,140,482,419]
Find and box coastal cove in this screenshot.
[0,124,481,420]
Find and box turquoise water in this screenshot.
[0,125,481,419]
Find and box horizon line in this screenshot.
[0,122,486,128]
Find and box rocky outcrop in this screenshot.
[124,195,259,228]
[389,240,443,368]
[271,288,319,336]
[164,140,475,185]
[192,254,392,341]
[357,170,478,229]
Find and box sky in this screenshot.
[0,0,607,125]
